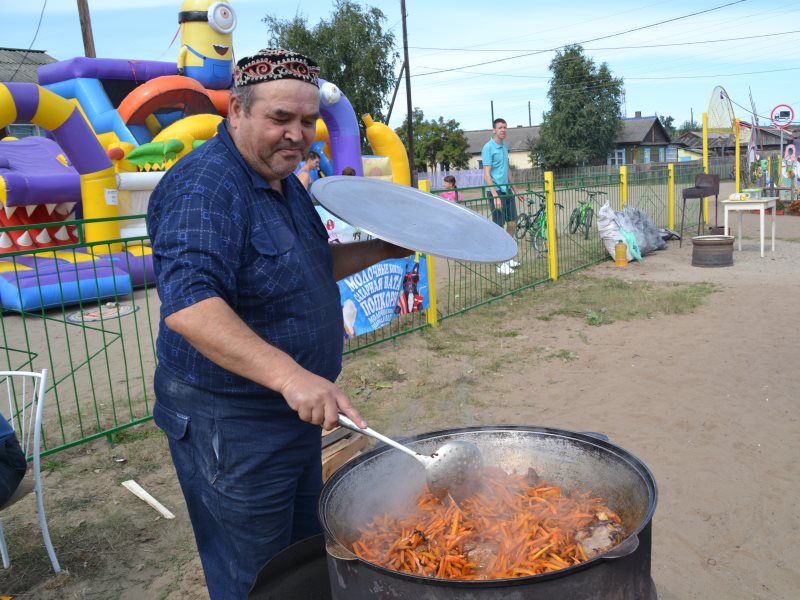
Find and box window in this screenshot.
[607,149,625,166]
[666,146,678,162]
[642,147,651,164]
[7,123,43,138]
[658,147,666,163]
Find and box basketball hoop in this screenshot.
[770,104,794,129]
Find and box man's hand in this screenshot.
[493,193,502,210]
[280,368,367,431]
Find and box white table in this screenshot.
[722,196,776,258]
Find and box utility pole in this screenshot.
[77,0,97,58]
[400,0,417,187]
[490,100,494,125]
[385,62,405,124]
[528,101,531,127]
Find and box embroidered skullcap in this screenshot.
[234,48,320,88]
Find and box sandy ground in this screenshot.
[3,194,800,599]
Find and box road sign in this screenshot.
[770,104,794,129]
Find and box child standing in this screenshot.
[439,175,462,203]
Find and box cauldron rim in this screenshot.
[320,424,658,586]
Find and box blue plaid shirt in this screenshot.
[147,121,343,396]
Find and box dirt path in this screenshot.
[5,203,800,600]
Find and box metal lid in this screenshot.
[310,176,518,263]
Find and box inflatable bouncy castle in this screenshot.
[0,0,410,311]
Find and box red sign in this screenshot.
[770,104,794,129]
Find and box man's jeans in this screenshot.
[0,433,27,506]
[153,367,323,600]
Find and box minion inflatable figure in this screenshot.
[177,0,237,90]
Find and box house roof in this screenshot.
[465,117,671,154]
[464,126,540,155]
[0,48,58,84]
[674,127,786,149]
[617,116,670,145]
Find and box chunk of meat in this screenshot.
[462,541,498,569]
[575,522,626,559]
[525,467,540,486]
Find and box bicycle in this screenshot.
[569,190,607,240]
[514,192,563,253]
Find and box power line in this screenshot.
[8,0,48,82]
[410,0,748,78]
[409,28,800,53]
[625,66,800,81]
[411,65,800,92]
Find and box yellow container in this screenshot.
[615,240,628,267]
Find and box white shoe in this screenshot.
[508,259,520,268]
[496,262,513,275]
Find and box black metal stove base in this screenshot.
[249,534,331,600]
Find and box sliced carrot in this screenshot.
[353,469,624,580]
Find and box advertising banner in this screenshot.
[314,205,430,338]
[338,254,429,339]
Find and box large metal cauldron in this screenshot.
[320,426,658,600]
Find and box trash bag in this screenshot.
[597,202,663,262]
[622,206,667,254]
[598,203,638,261]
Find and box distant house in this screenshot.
[0,48,58,138]
[463,112,677,169]
[673,127,787,159]
[464,125,539,170]
[610,112,675,166]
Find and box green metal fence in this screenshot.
[0,218,158,455]
[1,164,702,455]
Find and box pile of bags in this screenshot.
[597,203,666,262]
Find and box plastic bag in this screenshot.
[622,206,666,254]
[597,203,638,261]
[597,202,666,262]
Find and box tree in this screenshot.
[395,108,470,172]
[676,118,700,137]
[658,115,676,139]
[533,45,623,169]
[262,1,398,123]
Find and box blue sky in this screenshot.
[4,0,800,133]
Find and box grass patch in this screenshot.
[547,349,578,362]
[55,496,96,512]
[111,424,163,445]
[533,276,715,324]
[0,511,140,594]
[41,459,69,472]
[495,330,519,338]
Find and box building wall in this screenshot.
[678,148,703,162]
[468,150,531,170]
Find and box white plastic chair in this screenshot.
[0,369,61,573]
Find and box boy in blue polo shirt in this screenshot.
[482,118,520,274]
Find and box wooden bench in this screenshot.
[322,427,367,482]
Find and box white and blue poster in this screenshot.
[314,206,430,338]
[338,254,429,339]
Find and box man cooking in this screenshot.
[146,48,409,599]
